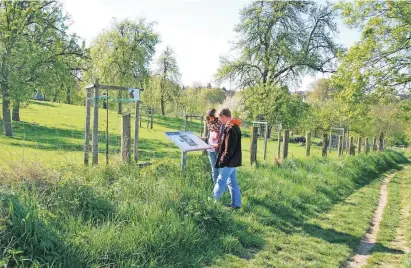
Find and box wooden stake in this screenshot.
[365,137,370,155]
[121,114,131,163]
[263,124,268,160]
[282,129,289,160]
[84,88,92,166]
[322,133,328,157]
[338,135,343,157]
[349,136,355,156]
[134,101,140,163]
[92,79,99,166]
[277,130,281,159]
[250,126,258,165]
[373,137,378,151]
[357,136,362,154]
[306,132,311,157]
[379,132,384,151]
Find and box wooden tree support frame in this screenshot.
[83,79,144,166]
[184,115,204,137]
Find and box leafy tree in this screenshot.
[155,46,181,115]
[87,18,159,114]
[334,0,411,104]
[307,78,338,103]
[0,0,87,136]
[216,1,341,88]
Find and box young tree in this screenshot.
[155,46,181,115]
[88,18,159,114]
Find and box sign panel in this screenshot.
[165,132,211,152]
[128,88,140,101]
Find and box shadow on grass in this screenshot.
[1,121,181,162]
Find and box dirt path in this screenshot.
[347,172,396,268]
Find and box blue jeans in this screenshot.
[212,167,242,208]
[207,151,219,183]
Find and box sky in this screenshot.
[63,0,362,91]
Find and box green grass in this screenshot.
[364,166,411,268]
[0,101,336,168]
[0,150,408,267]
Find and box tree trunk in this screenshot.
[117,90,122,114]
[12,102,20,121]
[160,95,165,116]
[2,98,13,136]
[66,87,71,104]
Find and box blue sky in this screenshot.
[63,0,361,91]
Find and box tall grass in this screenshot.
[0,150,408,267]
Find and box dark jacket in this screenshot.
[216,118,242,168]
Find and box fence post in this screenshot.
[200,116,204,138]
[379,132,384,151]
[184,114,188,131]
[328,132,332,153]
[134,101,140,163]
[357,136,362,154]
[365,137,370,155]
[306,132,311,157]
[121,114,131,163]
[92,79,99,166]
[150,108,154,129]
[349,136,355,155]
[84,88,92,166]
[338,135,343,157]
[263,125,268,160]
[282,129,289,160]
[277,130,282,160]
[322,133,328,157]
[250,126,258,165]
[373,137,378,151]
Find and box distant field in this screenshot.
[0,101,337,168]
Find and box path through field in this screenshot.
[348,166,410,268]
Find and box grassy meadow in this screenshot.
[0,149,408,267]
[0,101,334,169]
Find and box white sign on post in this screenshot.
[128,88,140,101]
[165,132,211,152]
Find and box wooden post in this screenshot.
[150,107,154,129]
[277,130,281,159]
[357,137,362,154]
[328,132,332,153]
[338,135,343,157]
[92,79,99,166]
[282,129,289,160]
[349,136,355,155]
[139,105,142,128]
[105,90,109,165]
[134,101,140,163]
[373,137,378,152]
[84,88,92,165]
[147,108,150,128]
[365,137,370,155]
[250,126,258,165]
[121,114,131,163]
[379,132,384,151]
[181,151,187,170]
[263,124,268,160]
[322,133,328,157]
[184,114,188,131]
[306,132,311,157]
[346,130,350,155]
[200,116,204,137]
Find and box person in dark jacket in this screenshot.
[212,108,242,209]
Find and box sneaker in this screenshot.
[225,204,241,210]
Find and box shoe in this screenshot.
[225,204,241,210]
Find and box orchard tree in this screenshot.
[216,1,341,88]
[334,0,411,106]
[155,46,181,115]
[0,0,87,136]
[88,18,159,114]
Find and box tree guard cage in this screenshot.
[84,79,143,166]
[252,121,269,160]
[329,127,345,152]
[184,115,204,137]
[139,103,154,129]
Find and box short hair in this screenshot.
[219,108,231,118]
